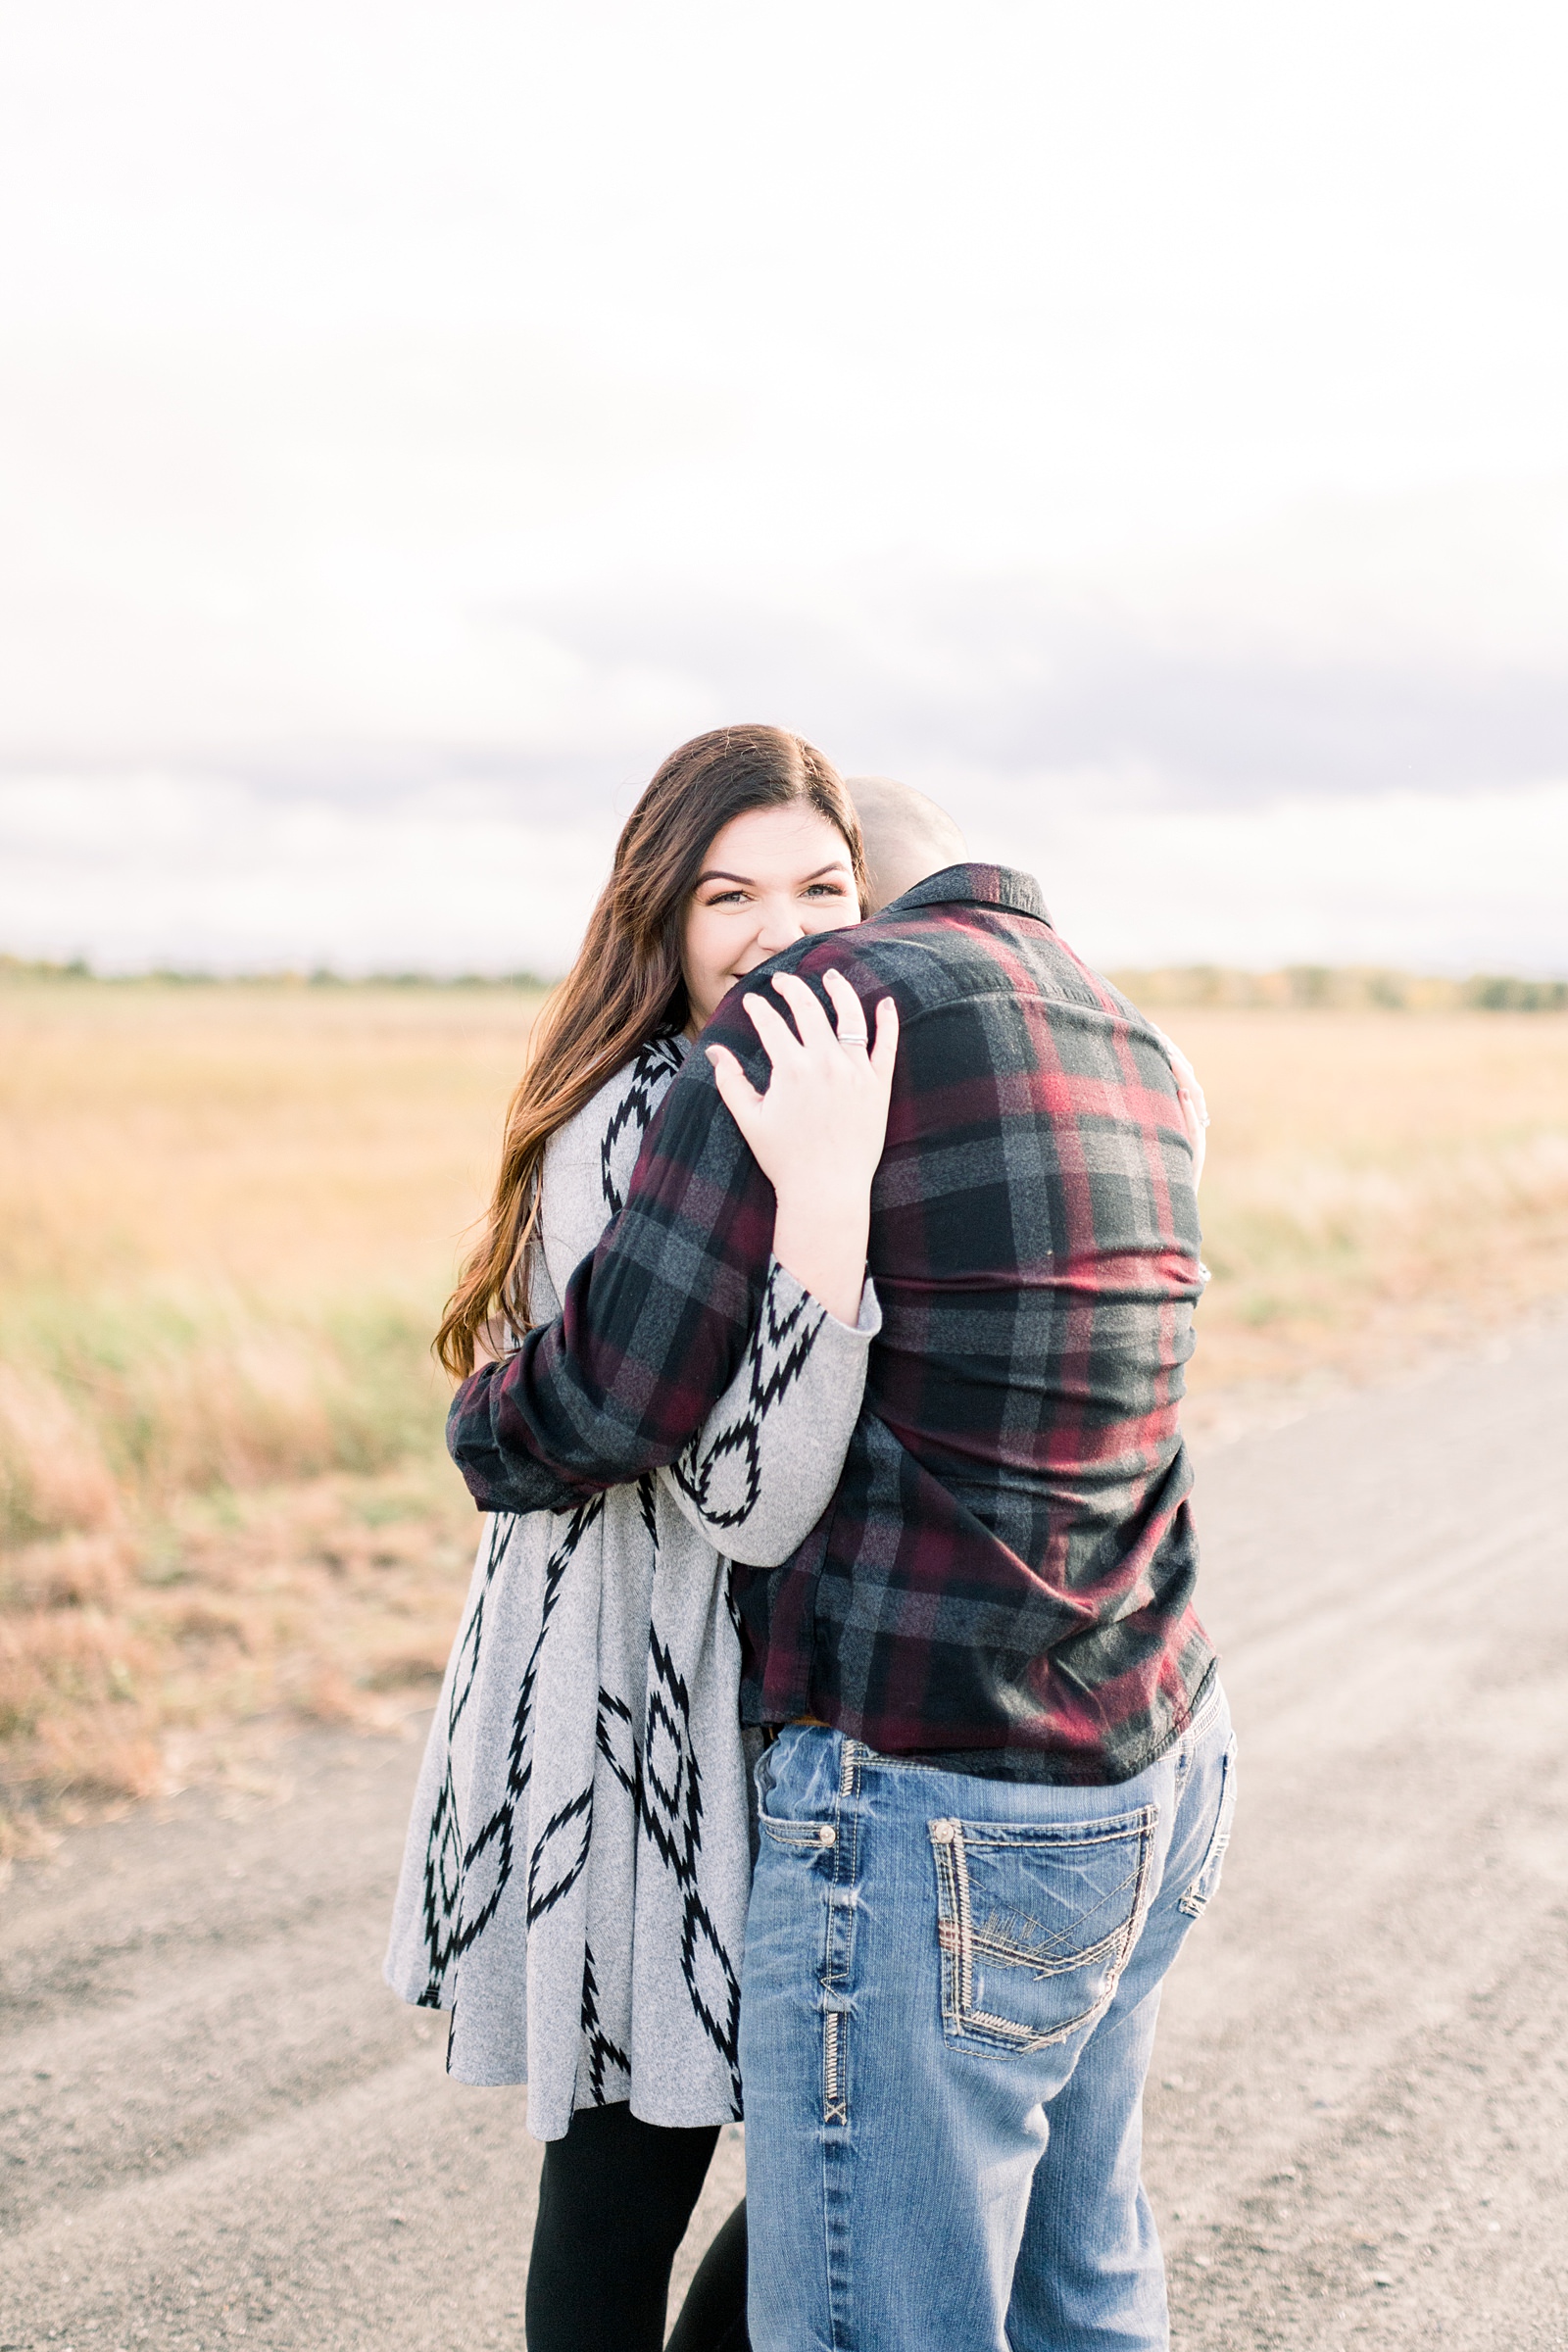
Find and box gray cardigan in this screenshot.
[384,1036,878,2139]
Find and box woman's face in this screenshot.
[681,804,860,1032]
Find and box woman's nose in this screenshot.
[753,904,805,953]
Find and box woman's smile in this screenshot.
[682,802,860,1032]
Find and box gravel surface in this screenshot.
[3,1319,1565,2350]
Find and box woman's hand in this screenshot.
[706,970,899,1324]
[1152,1025,1210,1188]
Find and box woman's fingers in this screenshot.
[868,994,899,1076]
[706,1043,765,1124]
[818,968,871,1046]
[1151,1020,1209,1159]
[731,967,896,1092]
[773,967,883,1058]
[1172,1068,1209,1188]
[740,988,808,1063]
[770,970,843,1048]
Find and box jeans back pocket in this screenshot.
[930,1806,1157,2057]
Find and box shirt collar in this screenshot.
[878,861,1052,927]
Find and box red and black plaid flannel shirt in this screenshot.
[448,865,1216,1786]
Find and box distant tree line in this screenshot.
[1,953,1564,1012]
[1106,964,1568,1013]
[0,956,552,991]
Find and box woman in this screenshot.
[385,726,897,2352]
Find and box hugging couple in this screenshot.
[385,724,1235,2352]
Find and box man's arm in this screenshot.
[446,1030,778,1515]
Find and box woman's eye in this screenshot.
[805,882,849,899]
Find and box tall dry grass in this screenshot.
[2,977,1566,1842]
[0,979,541,1844]
[1155,1008,1568,1398]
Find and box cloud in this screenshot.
[0,775,611,976]
[481,559,1568,809]
[3,769,1563,979]
[4,2,1568,977]
[14,538,1567,833]
[999,780,1568,976]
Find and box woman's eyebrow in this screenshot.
[695,860,852,889]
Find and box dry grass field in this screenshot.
[3,976,1567,1848]
[1153,1005,1568,1398]
[0,980,541,1848]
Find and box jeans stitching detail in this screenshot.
[1179,1734,1237,1918]
[822,2006,848,2126]
[935,1817,1158,2054]
[957,1813,1156,1850]
[968,1918,1129,1977]
[931,1827,966,2028]
[759,1815,831,1850]
[967,1853,1145,1966]
[1181,1667,1224,1751]
[820,1736,859,2132]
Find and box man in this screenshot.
[844,770,971,910]
[450,779,1232,2352]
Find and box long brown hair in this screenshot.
[435,724,866,1377]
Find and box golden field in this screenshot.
[1151,1004,1568,1396]
[0,979,541,1848]
[3,975,1567,1847]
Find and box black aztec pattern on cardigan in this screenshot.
[386,1038,879,2137]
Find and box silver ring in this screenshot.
[836,1029,869,1048]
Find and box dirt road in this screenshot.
[4,1319,1566,2350]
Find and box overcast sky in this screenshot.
[3,0,1566,971]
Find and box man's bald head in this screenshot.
[848,776,968,913]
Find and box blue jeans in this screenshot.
[740,1686,1237,2352]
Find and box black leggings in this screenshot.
[524,2102,749,2352]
